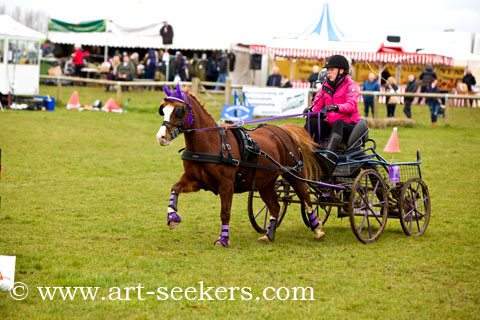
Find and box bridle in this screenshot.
[159,92,195,139]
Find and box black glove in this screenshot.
[303,106,312,114]
[323,105,339,113]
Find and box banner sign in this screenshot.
[48,19,106,33]
[242,87,309,116]
[221,91,254,121]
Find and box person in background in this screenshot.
[419,65,437,93]
[174,51,187,82]
[205,53,218,89]
[462,69,477,107]
[117,55,136,90]
[362,73,380,117]
[403,74,419,119]
[385,76,399,118]
[308,65,320,88]
[72,44,84,77]
[306,54,360,151]
[130,52,140,71]
[266,66,282,87]
[160,21,174,45]
[42,40,53,57]
[280,75,292,88]
[106,55,121,91]
[214,51,228,90]
[144,49,158,80]
[426,79,441,127]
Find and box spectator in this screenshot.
[144,49,158,80]
[72,44,84,77]
[403,74,419,119]
[362,73,380,117]
[266,66,282,87]
[130,52,140,70]
[160,21,174,45]
[281,75,292,88]
[174,51,187,82]
[106,55,121,91]
[386,76,399,118]
[308,65,320,88]
[426,79,441,127]
[214,51,228,90]
[205,53,218,88]
[380,69,390,87]
[118,55,136,90]
[419,65,437,92]
[42,40,53,57]
[463,69,477,107]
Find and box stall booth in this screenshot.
[0,15,45,104]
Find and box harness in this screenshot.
[159,88,304,191]
[180,124,304,191]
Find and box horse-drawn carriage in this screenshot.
[248,118,431,243]
[157,84,431,246]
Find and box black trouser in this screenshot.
[386,104,396,117]
[305,116,332,143]
[330,120,355,148]
[403,99,412,118]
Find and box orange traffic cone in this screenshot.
[101,98,123,113]
[66,91,80,110]
[383,127,401,153]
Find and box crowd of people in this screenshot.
[267,61,477,126]
[101,49,235,91]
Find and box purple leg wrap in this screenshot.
[167,212,181,225]
[168,192,178,211]
[214,225,230,247]
[308,212,319,230]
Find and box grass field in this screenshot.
[1,85,480,319]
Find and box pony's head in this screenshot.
[156,83,194,146]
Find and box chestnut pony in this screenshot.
[156,84,324,247]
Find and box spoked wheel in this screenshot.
[349,169,388,243]
[301,186,331,228]
[399,178,431,236]
[247,178,292,234]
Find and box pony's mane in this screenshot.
[182,88,216,122]
[182,88,205,108]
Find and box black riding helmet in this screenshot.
[324,55,349,72]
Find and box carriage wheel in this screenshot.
[349,169,388,243]
[301,187,331,228]
[399,178,431,236]
[247,178,291,234]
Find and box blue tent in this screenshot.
[295,3,344,41]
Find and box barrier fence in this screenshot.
[40,75,479,125]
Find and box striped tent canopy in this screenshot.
[249,44,454,67]
[295,3,344,42]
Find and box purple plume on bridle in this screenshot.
[164,83,185,103]
[163,83,194,127]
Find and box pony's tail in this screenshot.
[280,123,322,181]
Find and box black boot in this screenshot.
[326,133,342,152]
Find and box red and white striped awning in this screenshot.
[249,45,454,67]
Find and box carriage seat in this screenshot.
[345,119,369,150]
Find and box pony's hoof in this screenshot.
[313,229,325,241]
[168,221,181,230]
[214,237,229,247]
[257,235,271,244]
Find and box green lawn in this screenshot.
[0,85,479,319]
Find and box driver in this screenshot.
[305,55,361,152]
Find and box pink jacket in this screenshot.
[312,75,361,125]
